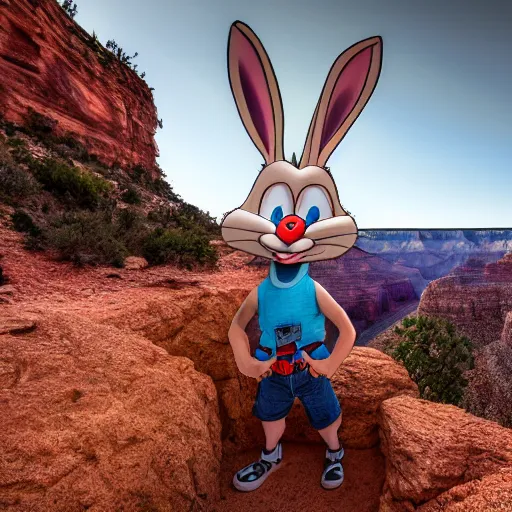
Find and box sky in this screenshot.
[74,0,512,229]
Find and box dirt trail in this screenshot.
[212,442,384,512]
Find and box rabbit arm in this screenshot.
[228,286,258,368]
[313,281,356,371]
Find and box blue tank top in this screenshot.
[256,261,330,360]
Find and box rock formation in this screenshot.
[0,308,221,511]
[1,233,512,510]
[0,0,159,174]
[85,284,419,454]
[379,395,512,511]
[418,254,512,348]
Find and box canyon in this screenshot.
[356,229,512,280]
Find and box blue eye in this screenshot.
[305,206,320,227]
[270,206,284,226]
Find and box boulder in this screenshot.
[378,395,512,511]
[0,314,37,335]
[0,309,222,511]
[417,467,512,511]
[123,256,149,270]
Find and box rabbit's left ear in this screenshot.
[299,36,383,169]
[228,21,285,165]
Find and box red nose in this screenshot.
[276,215,306,245]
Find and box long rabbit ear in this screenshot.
[228,21,284,165]
[299,36,382,169]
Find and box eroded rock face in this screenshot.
[0,309,221,511]
[418,255,512,348]
[378,395,512,511]
[502,310,512,345]
[417,467,512,511]
[461,331,512,428]
[0,0,159,174]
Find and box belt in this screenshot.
[267,341,324,376]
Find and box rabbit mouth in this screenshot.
[273,252,306,264]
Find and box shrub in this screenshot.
[142,227,218,269]
[0,163,40,202]
[42,210,129,267]
[11,209,41,237]
[121,186,141,205]
[172,202,221,238]
[61,0,78,18]
[392,315,474,406]
[29,158,113,209]
[34,208,150,267]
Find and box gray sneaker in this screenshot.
[321,446,345,490]
[233,442,282,492]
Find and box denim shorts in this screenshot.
[252,366,342,430]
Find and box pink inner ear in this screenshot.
[232,29,275,158]
[320,47,372,150]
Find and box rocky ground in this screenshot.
[1,216,512,511]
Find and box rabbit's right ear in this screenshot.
[228,21,284,165]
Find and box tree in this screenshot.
[392,315,474,406]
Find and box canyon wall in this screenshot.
[0,0,159,174]
[356,229,512,280]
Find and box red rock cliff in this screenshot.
[0,0,159,175]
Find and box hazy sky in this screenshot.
[75,0,511,228]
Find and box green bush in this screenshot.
[392,315,474,406]
[41,210,129,267]
[121,186,141,205]
[33,208,150,267]
[29,158,113,209]
[142,227,218,269]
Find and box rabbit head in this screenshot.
[221,21,382,264]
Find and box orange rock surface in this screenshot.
[379,395,512,511]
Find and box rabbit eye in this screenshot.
[296,186,333,224]
[259,183,294,222]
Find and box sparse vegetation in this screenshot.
[391,315,474,407]
[11,209,41,238]
[121,185,142,205]
[29,158,113,210]
[60,0,78,19]
[0,163,41,203]
[0,107,218,269]
[142,227,218,269]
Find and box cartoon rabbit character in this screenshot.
[222,21,382,491]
